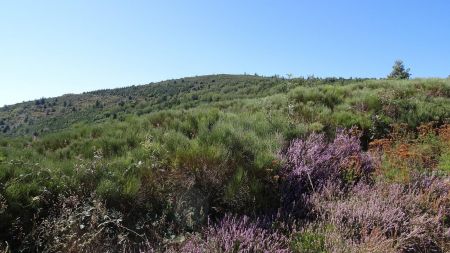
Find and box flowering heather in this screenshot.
[178,214,290,253]
[280,129,375,213]
[309,175,450,252]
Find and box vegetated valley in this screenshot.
[0,74,449,252]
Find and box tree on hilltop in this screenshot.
[388,60,411,80]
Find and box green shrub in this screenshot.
[291,231,327,253]
[96,179,121,201]
[123,176,141,198]
[438,150,450,174]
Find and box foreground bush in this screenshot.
[176,214,289,253]
[280,129,375,216]
[24,195,161,253]
[307,175,450,252]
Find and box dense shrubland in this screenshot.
[0,76,449,252]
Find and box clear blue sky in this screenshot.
[1,0,450,106]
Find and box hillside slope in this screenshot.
[0,76,450,252]
[1,75,294,136]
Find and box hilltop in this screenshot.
[0,75,289,136]
[0,75,372,136]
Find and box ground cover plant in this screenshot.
[0,75,449,252]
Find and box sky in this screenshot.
[1,0,450,106]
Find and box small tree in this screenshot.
[95,100,102,108]
[388,60,411,80]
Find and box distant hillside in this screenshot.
[0,74,363,136]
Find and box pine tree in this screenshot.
[387,60,411,80]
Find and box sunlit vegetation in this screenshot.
[0,75,449,252]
